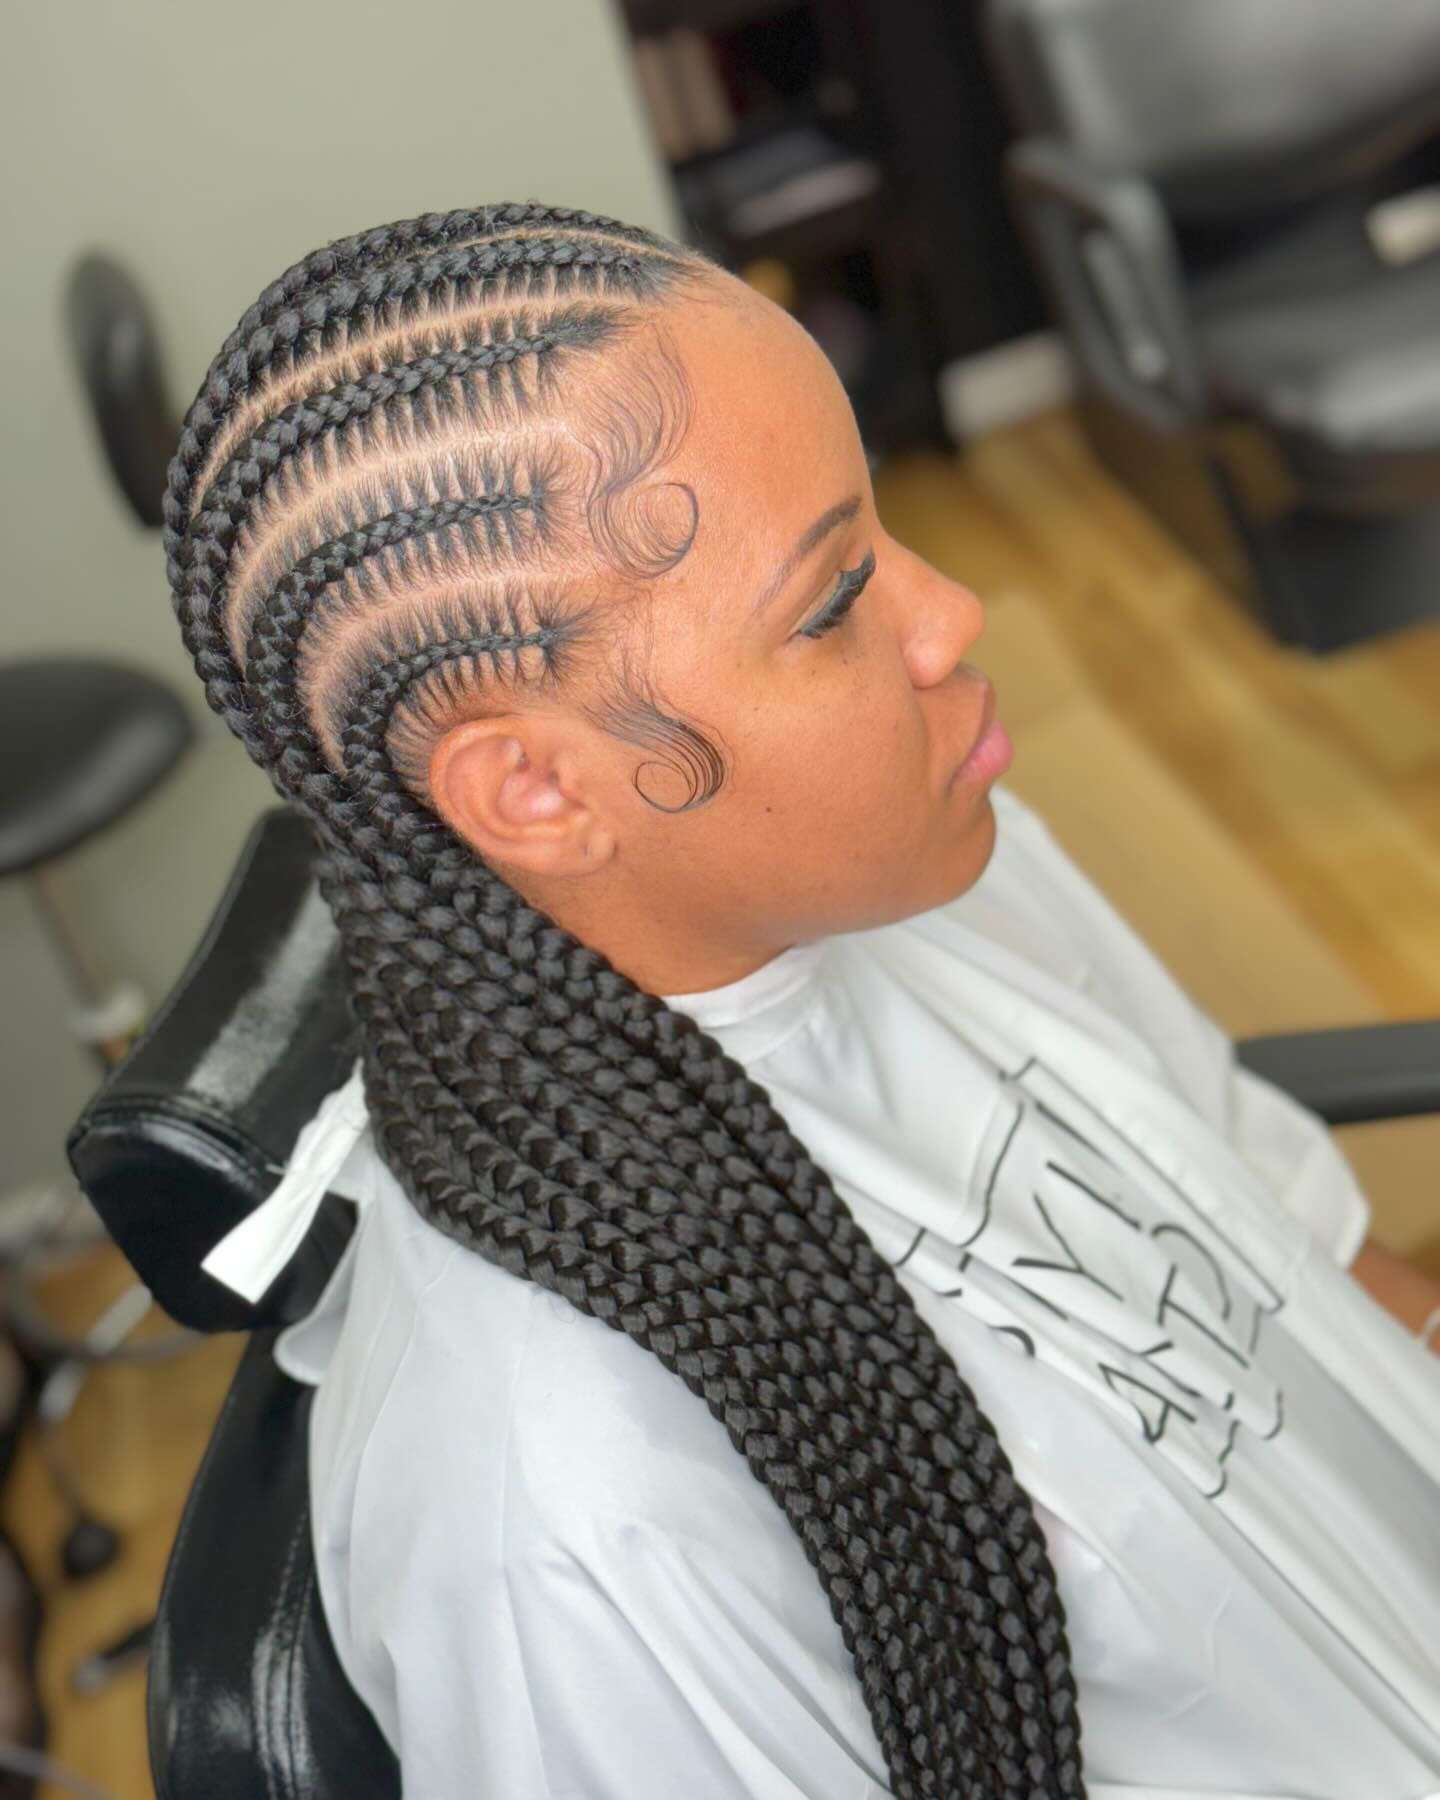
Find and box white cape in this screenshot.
[232,785,1438,1797]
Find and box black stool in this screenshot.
[0,656,192,1057]
[0,656,193,1602]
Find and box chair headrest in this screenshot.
[986,0,1440,223]
[67,807,359,1331]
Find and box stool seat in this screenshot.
[0,658,193,877]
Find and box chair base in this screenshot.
[1075,389,1440,654]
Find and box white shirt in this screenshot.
[269,783,1440,1799]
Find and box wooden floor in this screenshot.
[10,408,1440,1799]
[2,1256,242,1800]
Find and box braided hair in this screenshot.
[164,202,1086,1799]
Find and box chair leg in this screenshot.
[0,1524,46,1800]
[22,868,144,1067]
[4,1271,195,1581]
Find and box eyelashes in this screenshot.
[797,547,876,640]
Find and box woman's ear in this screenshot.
[428,719,612,876]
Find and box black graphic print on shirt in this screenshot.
[888,1050,1288,1504]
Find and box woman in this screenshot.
[170,203,1440,1799]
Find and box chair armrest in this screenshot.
[1004,136,1206,431]
[1235,1019,1440,1125]
[66,807,358,1332]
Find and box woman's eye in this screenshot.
[797,548,877,640]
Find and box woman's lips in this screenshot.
[948,682,1014,791]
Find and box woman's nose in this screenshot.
[903,566,987,689]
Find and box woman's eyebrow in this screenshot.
[751,495,862,616]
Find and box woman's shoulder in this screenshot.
[315,1161,781,1559]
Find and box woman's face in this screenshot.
[429,279,1008,996]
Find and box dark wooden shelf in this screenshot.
[621,0,796,37]
[616,0,1048,450]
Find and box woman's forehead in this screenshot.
[675,287,851,434]
[665,292,863,555]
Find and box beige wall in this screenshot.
[0,0,673,1191]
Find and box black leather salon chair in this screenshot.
[984,0,1440,653]
[67,809,396,1800]
[66,806,1440,1799]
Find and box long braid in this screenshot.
[164,201,1086,1798]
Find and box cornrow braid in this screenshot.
[211,203,670,364]
[165,201,1086,1799]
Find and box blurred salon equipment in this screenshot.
[614,1,1056,456]
[0,252,195,1668]
[63,804,1440,1798]
[9,250,191,1060]
[65,252,181,531]
[0,659,191,1063]
[985,0,1440,653]
[0,657,197,1588]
